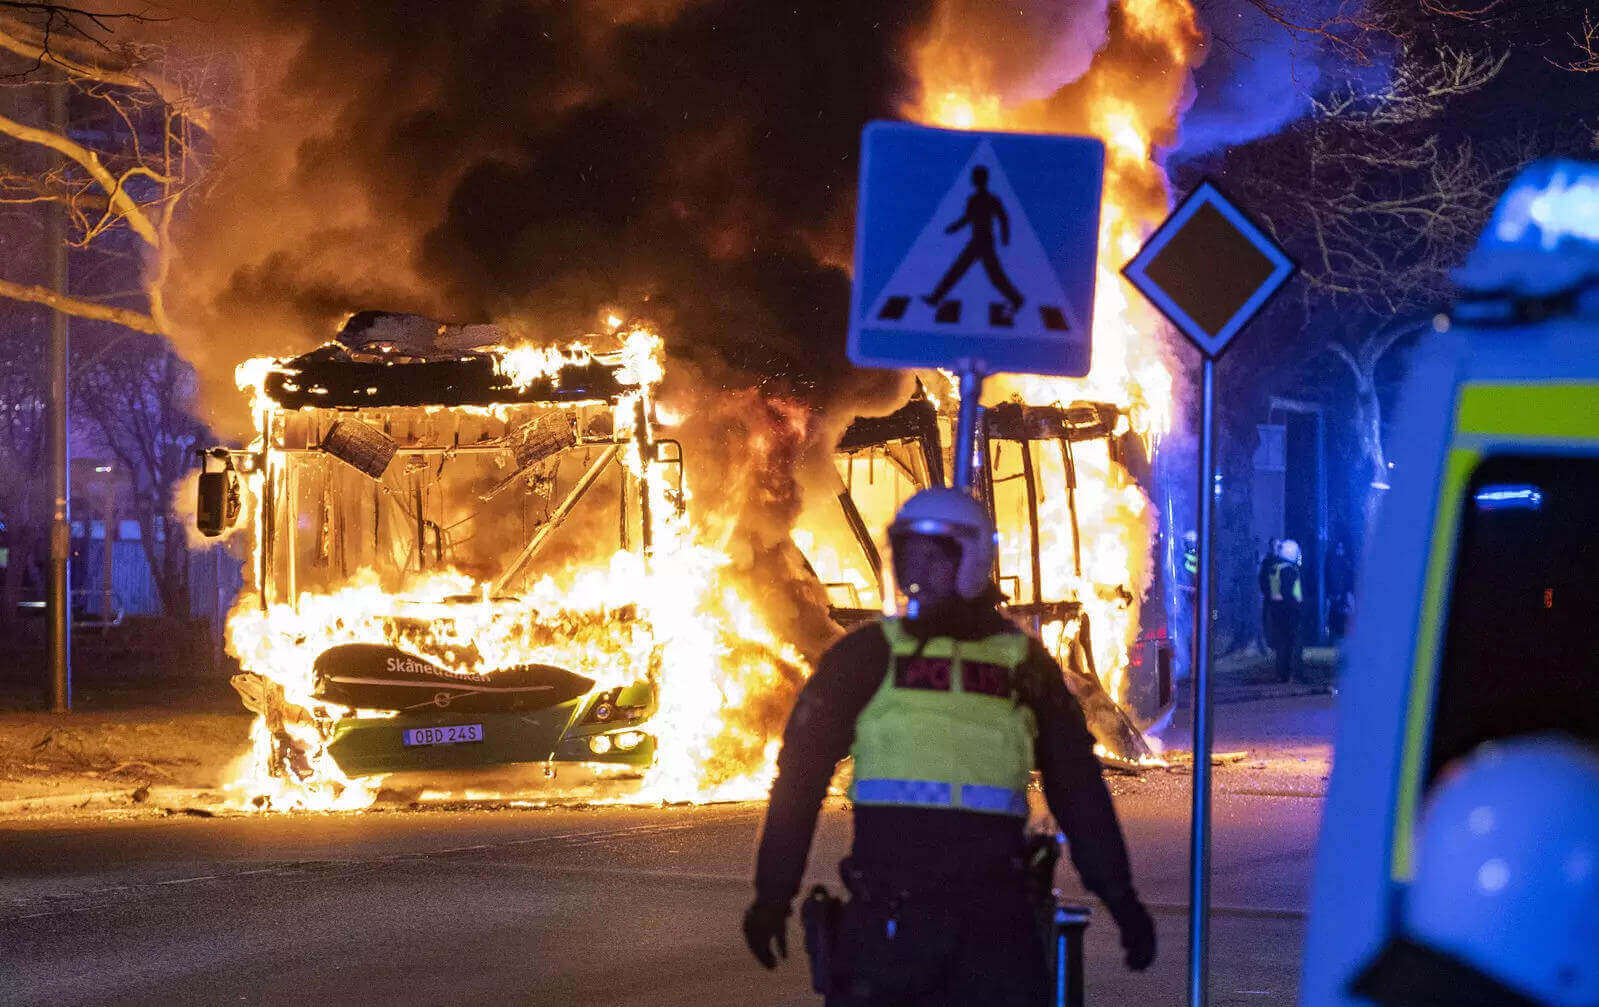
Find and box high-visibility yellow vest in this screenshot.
[848,618,1036,818]
[1268,559,1303,603]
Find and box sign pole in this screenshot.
[1119,176,1295,1007]
[952,361,986,492]
[1187,355,1216,1007]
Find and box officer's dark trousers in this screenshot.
[1267,602,1301,681]
[826,862,1047,1006]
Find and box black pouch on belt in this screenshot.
[800,884,844,995]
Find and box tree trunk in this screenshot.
[137,507,189,620]
[1351,371,1388,532]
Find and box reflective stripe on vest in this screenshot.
[848,618,1036,818]
[852,778,1031,817]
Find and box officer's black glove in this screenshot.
[1105,893,1157,971]
[742,899,790,969]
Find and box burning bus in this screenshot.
[791,381,1173,762]
[197,310,1170,808]
[196,311,698,807]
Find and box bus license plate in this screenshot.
[402,724,484,747]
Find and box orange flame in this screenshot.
[907,1,1203,705]
[222,328,807,811]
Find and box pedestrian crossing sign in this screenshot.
[848,121,1105,376]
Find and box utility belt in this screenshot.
[841,852,1031,897]
[800,839,1092,1005]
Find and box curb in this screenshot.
[0,789,134,815]
[0,785,228,817]
[1175,683,1332,708]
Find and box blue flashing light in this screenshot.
[1456,159,1599,300]
[1492,164,1599,250]
[1473,484,1543,511]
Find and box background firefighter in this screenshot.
[743,488,1156,1004]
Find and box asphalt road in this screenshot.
[0,790,1318,1005]
[0,697,1330,1006]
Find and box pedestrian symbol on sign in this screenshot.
[867,139,1080,340]
[926,165,1023,314]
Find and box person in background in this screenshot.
[1265,539,1304,682]
[1172,529,1199,681]
[1256,537,1281,656]
[1178,530,1199,601]
[1326,538,1354,641]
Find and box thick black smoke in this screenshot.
[166,0,930,430]
[162,0,944,661]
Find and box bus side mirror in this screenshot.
[196,449,241,537]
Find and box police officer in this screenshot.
[743,488,1156,1004]
[1174,529,1199,683]
[1265,539,1303,682]
[1256,537,1282,655]
[1179,530,1199,599]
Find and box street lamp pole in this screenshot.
[47,73,71,713]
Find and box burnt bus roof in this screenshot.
[836,393,1122,450]
[984,400,1121,442]
[260,344,628,410]
[836,393,941,453]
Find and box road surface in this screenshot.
[0,697,1329,1006]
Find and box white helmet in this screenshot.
[1404,736,1599,1005]
[1277,539,1302,564]
[888,488,996,600]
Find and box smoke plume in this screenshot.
[160,0,935,435]
[154,0,963,663]
[155,0,1213,672]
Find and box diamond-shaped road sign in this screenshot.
[1122,179,1295,358]
[849,122,1105,377]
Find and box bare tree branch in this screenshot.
[0,16,212,129]
[1237,0,1384,64]
[1552,11,1599,73]
[1325,338,1361,378]
[0,107,160,243]
[0,3,154,43]
[1417,0,1506,20]
[0,276,164,332]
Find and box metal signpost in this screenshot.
[848,122,1105,489]
[1123,179,1296,1007]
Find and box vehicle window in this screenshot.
[989,439,1039,604]
[839,447,922,532]
[1425,454,1599,784]
[267,407,625,599]
[819,447,924,610]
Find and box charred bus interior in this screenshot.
[793,383,1173,761]
[197,317,683,794]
